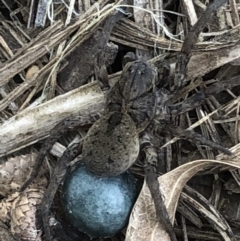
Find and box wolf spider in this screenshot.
[20,58,231,241]
[20,1,230,240]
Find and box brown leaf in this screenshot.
[0,153,48,240]
[11,189,44,241]
[0,189,45,241]
[0,153,48,197]
[126,143,240,241]
[0,193,19,222]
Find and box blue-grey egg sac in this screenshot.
[61,164,137,238]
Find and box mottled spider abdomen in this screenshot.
[82,111,139,176]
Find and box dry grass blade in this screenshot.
[0,20,63,86]
[0,42,239,156]
[126,143,240,241]
[0,1,119,112]
[182,186,235,241]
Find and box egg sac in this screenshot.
[61,164,137,238]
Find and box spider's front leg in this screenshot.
[154,88,232,155]
[168,92,205,117]
[140,133,177,241]
[41,137,83,241]
[163,124,232,155]
[20,114,100,192]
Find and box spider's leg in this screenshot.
[20,114,99,192]
[140,133,177,241]
[205,76,240,96]
[41,137,83,241]
[173,0,227,90]
[168,92,205,117]
[164,124,232,155]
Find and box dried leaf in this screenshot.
[0,189,45,241]
[0,153,48,240]
[0,153,48,197]
[11,189,44,241]
[126,144,240,241]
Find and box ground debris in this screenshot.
[0,0,240,241]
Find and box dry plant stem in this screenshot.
[19,75,45,111]
[229,0,240,25]
[133,0,164,57]
[112,16,239,53]
[206,96,235,143]
[195,108,213,158]
[0,21,63,86]
[41,137,83,241]
[28,0,39,27]
[0,82,104,157]
[0,4,123,112]
[0,0,112,87]
[111,19,182,51]
[175,228,221,240]
[78,0,91,13]
[183,186,236,241]
[0,56,59,112]
[0,36,19,113]
[1,36,240,114]
[182,0,198,26]
[186,112,207,159]
[47,0,76,99]
[209,176,222,208]
[180,215,188,241]
[0,62,238,157]
[177,199,203,228]
[0,36,14,58]
[34,0,48,27]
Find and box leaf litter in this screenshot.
[0,0,240,240]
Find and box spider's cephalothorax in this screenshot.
[82,60,157,176]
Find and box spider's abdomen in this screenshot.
[82,112,139,176]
